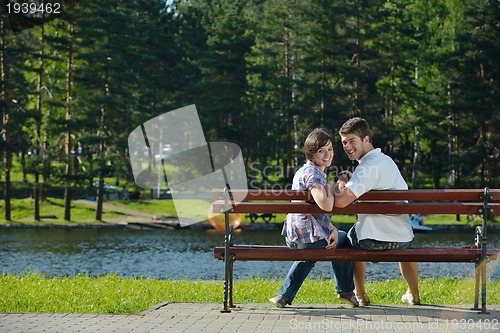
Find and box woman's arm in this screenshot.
[310,182,334,211]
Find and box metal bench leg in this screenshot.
[229,256,234,307]
[223,272,230,312]
[222,227,231,312]
[223,253,235,312]
[222,188,232,313]
[222,224,233,311]
[480,260,488,314]
[473,261,479,310]
[477,187,491,314]
[222,231,233,312]
[221,184,237,311]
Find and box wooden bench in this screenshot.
[212,187,499,313]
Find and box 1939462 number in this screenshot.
[6,1,61,15]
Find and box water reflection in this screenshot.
[0,228,498,281]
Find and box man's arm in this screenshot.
[333,172,358,208]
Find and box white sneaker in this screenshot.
[269,296,287,308]
[401,292,420,305]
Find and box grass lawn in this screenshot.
[0,272,498,314]
[0,197,180,224]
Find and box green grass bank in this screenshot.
[0,273,498,314]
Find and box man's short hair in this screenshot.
[339,117,373,142]
[304,128,332,160]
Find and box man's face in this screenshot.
[340,133,369,161]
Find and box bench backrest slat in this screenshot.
[211,189,312,201]
[213,201,499,215]
[212,188,500,201]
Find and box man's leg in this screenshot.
[393,241,420,303]
[399,262,419,295]
[353,262,366,296]
[400,261,420,305]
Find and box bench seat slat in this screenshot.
[214,246,498,263]
[212,189,500,201]
[212,201,499,215]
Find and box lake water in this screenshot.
[0,228,498,281]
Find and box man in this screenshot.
[334,117,420,306]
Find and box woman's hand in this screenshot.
[325,228,339,249]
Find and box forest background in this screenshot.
[0,0,499,221]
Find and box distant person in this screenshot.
[131,187,141,200]
[411,214,424,225]
[269,128,358,308]
[120,186,130,201]
[334,117,420,306]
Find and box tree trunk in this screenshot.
[283,8,293,180]
[95,173,105,221]
[95,57,111,221]
[64,12,75,221]
[34,21,46,221]
[411,126,421,188]
[1,17,11,221]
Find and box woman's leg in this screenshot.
[347,226,366,297]
[331,230,355,294]
[274,239,326,304]
[277,260,316,304]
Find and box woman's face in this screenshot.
[311,140,334,170]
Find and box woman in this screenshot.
[269,128,357,308]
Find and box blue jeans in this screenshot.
[276,230,354,305]
[347,226,413,250]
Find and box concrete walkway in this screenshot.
[1,303,499,333]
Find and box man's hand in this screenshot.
[325,228,339,249]
[334,171,358,208]
[338,170,352,182]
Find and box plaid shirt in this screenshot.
[281,160,334,243]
